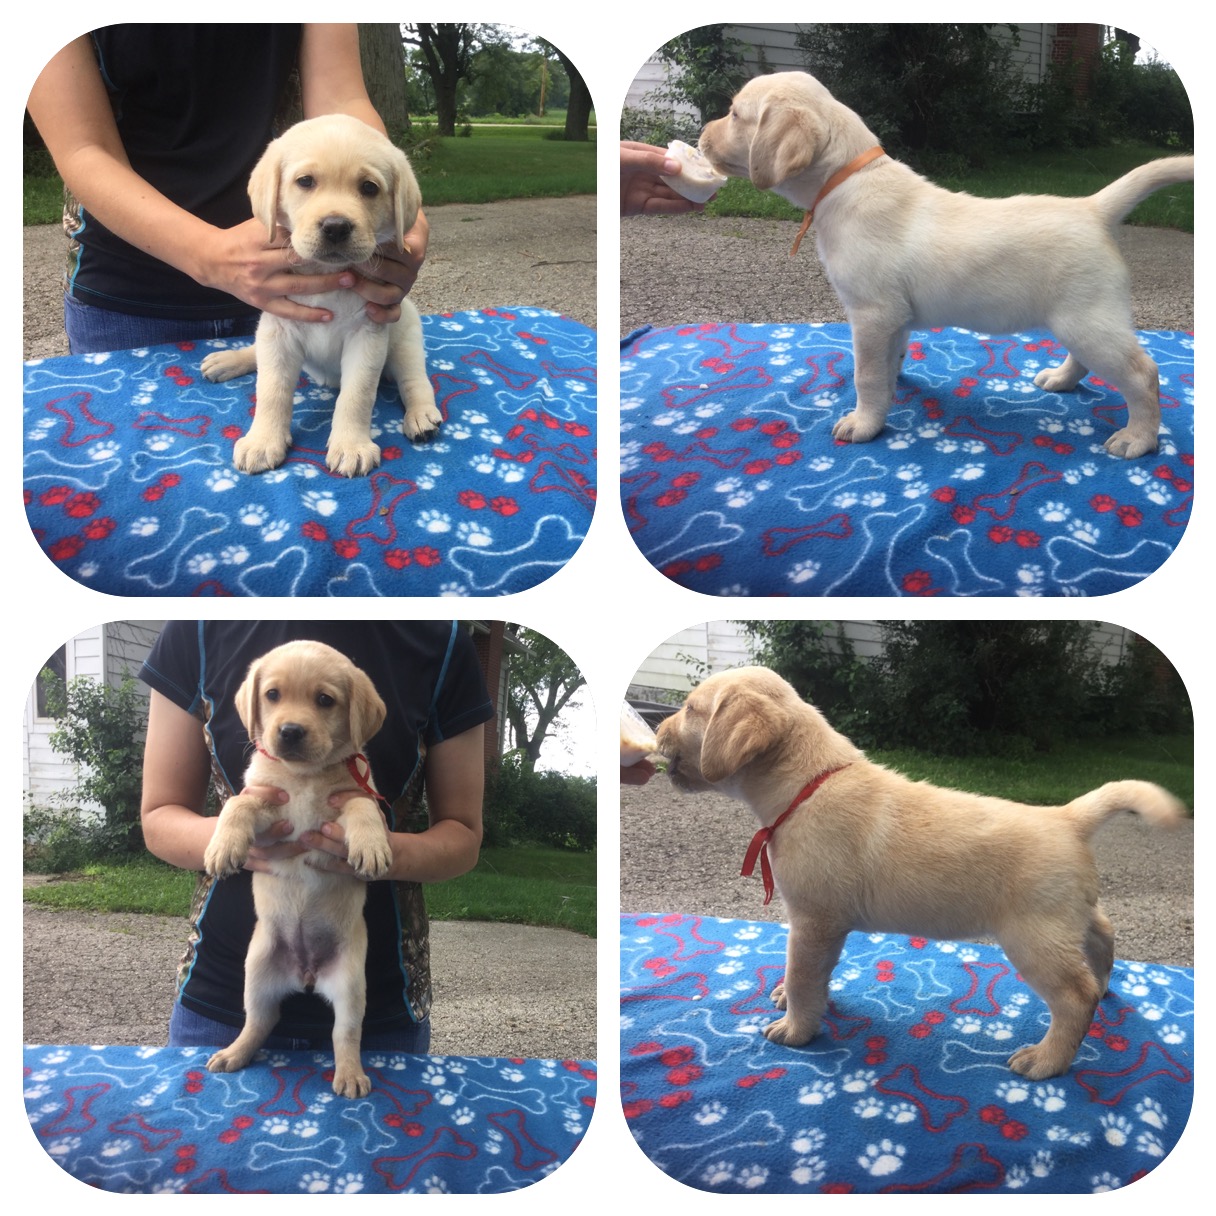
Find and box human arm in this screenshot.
[303,723,485,882]
[620,140,707,216]
[140,691,299,871]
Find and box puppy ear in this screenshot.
[700,689,774,783]
[749,103,819,191]
[234,659,261,740]
[247,139,283,239]
[390,148,422,250]
[347,666,388,750]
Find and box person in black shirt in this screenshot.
[28,24,428,353]
[139,621,494,1051]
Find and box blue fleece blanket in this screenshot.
[23,308,596,597]
[620,913,1192,1194]
[23,1044,595,1194]
[620,324,1192,597]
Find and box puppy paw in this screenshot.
[201,348,256,383]
[1033,366,1081,393]
[1007,1043,1070,1081]
[332,1066,373,1098]
[770,981,787,1010]
[206,1046,252,1074]
[403,402,443,443]
[762,1015,818,1047]
[326,439,381,478]
[233,432,290,474]
[345,830,393,880]
[831,410,884,444]
[1103,427,1158,460]
[203,830,252,879]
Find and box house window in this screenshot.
[36,646,67,718]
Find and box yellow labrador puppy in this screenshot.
[202,114,441,476]
[699,72,1194,458]
[656,665,1184,1079]
[203,640,393,1098]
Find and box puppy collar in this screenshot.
[252,747,388,810]
[790,146,886,257]
[741,766,849,904]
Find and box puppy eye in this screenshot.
[265,688,280,703]
[359,180,380,198]
[296,175,315,190]
[316,693,336,708]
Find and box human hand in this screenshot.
[620,141,707,217]
[621,759,657,786]
[346,208,430,323]
[243,809,310,871]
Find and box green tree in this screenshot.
[541,40,593,140]
[39,672,149,855]
[504,626,586,773]
[656,24,747,121]
[405,23,497,136]
[796,24,1025,169]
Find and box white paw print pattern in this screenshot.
[1014,565,1046,595]
[1066,519,1100,544]
[715,959,744,976]
[439,582,470,597]
[1158,1023,1186,1045]
[185,554,218,575]
[791,1156,827,1186]
[298,1171,331,1193]
[451,1106,476,1125]
[221,545,249,565]
[332,1173,364,1194]
[421,1064,448,1086]
[1039,501,1070,523]
[694,1101,727,1126]
[143,433,176,453]
[858,1140,905,1177]
[788,560,821,586]
[499,1065,525,1083]
[89,440,121,462]
[885,1102,917,1125]
[47,1136,82,1158]
[1066,418,1097,437]
[954,946,981,963]
[715,478,754,509]
[1137,1131,1166,1158]
[984,1021,1015,1042]
[701,1161,735,1188]
[797,1079,836,1105]
[1135,1097,1167,1129]
[902,480,931,499]
[1091,1171,1122,1193]
[953,462,986,481]
[995,1079,1031,1105]
[496,462,526,484]
[131,517,160,537]
[265,1117,291,1135]
[302,491,338,517]
[737,1165,768,1190]
[853,1095,885,1119]
[293,1119,321,1139]
[1033,1084,1066,1113]
[206,468,238,493]
[261,519,290,543]
[417,509,452,534]
[841,1070,875,1094]
[239,504,268,527]
[953,1015,983,1035]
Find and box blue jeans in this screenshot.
[63,292,258,355]
[168,1000,431,1054]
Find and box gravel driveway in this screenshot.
[621,215,1194,335]
[621,777,1194,967]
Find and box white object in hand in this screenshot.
[620,702,659,767]
[661,140,727,203]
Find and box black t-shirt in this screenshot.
[66,24,301,319]
[140,620,495,1034]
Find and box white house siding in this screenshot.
[625,24,1059,119]
[23,620,164,807]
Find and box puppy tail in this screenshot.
[1063,779,1186,837]
[1090,155,1194,228]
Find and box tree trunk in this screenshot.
[358,23,409,140]
[552,47,592,141]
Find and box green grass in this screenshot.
[24,844,597,937]
[407,124,595,205]
[22,126,596,225]
[867,733,1193,810]
[706,140,1194,232]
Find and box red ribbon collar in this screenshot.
[254,747,387,809]
[740,766,848,904]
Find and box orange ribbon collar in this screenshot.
[790,146,886,257]
[740,766,849,904]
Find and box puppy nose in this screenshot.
[277,722,307,747]
[320,216,353,244]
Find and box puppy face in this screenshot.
[234,640,387,767]
[699,73,831,191]
[248,114,422,265]
[657,666,798,790]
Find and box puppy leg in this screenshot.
[1034,353,1089,393]
[763,923,847,1047]
[206,921,290,1074]
[339,797,394,879]
[832,319,907,444]
[1001,928,1103,1080]
[236,323,302,473]
[386,300,442,442]
[325,329,387,477]
[316,919,372,1098]
[1084,905,1116,997]
[201,345,258,383]
[203,793,280,878]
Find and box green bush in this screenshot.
[620,106,703,149]
[482,763,595,850]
